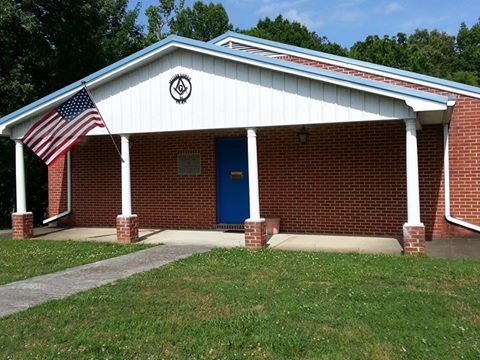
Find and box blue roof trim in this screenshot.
[210,31,480,96]
[1,34,451,126]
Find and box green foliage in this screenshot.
[349,25,480,84]
[0,249,478,358]
[449,71,479,86]
[457,20,480,81]
[0,0,144,226]
[145,1,231,44]
[350,29,458,79]
[242,15,348,56]
[0,0,144,115]
[171,1,232,41]
[407,29,457,78]
[144,0,185,44]
[350,33,410,68]
[0,139,14,228]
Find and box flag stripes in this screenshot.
[21,88,105,166]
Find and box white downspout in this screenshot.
[443,124,480,232]
[43,151,72,224]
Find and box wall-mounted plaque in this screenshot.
[177,153,201,175]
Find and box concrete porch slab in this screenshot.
[267,233,403,255]
[138,230,244,248]
[1,226,404,255]
[1,227,245,248]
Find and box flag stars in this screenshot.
[57,88,96,121]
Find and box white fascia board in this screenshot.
[216,37,480,100]
[175,43,447,112]
[405,99,446,112]
[0,124,10,137]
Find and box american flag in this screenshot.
[22,88,104,166]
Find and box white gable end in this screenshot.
[10,48,415,138]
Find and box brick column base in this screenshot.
[403,224,426,255]
[12,212,34,239]
[116,215,139,244]
[245,218,267,248]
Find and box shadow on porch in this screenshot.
[1,226,406,255]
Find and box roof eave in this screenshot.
[213,32,480,99]
[0,34,452,136]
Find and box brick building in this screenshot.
[1,32,479,254]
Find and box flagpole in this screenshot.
[81,81,124,163]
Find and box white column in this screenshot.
[247,128,261,220]
[405,119,421,225]
[120,135,132,216]
[14,139,27,213]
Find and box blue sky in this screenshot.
[129,0,480,47]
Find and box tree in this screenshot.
[350,33,414,69]
[145,0,185,45]
[0,0,145,227]
[351,29,458,80]
[407,29,457,78]
[0,138,15,228]
[145,1,231,44]
[448,71,478,86]
[456,20,480,85]
[0,0,144,116]
[171,1,232,42]
[241,15,347,56]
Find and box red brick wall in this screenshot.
[48,155,68,217]
[66,130,243,229]
[259,122,445,238]
[69,137,121,226]
[46,56,480,239]
[48,122,449,239]
[129,131,221,229]
[281,55,480,238]
[258,122,406,236]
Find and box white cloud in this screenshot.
[255,0,325,29]
[335,10,368,23]
[400,16,448,31]
[251,0,372,29]
[372,2,403,16]
[256,0,307,16]
[283,8,325,28]
[383,3,403,14]
[329,0,369,24]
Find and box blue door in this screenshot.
[216,137,250,224]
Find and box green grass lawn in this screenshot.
[0,249,479,359]
[0,238,153,285]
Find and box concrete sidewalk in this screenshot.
[0,244,211,318]
[427,238,480,260]
[268,234,403,255]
